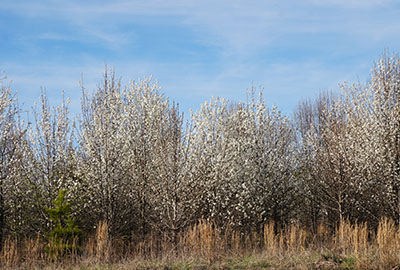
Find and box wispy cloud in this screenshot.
[306,0,392,8]
[3,0,400,54]
[1,0,400,116]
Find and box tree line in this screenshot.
[1,53,400,244]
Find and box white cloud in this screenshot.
[306,0,391,8]
[2,0,400,55]
[2,0,400,115]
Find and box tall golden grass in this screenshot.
[1,218,399,269]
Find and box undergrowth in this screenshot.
[1,218,399,270]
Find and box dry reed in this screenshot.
[86,220,112,262]
[335,219,369,255]
[0,236,18,268]
[1,217,400,269]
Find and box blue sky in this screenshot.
[1,0,400,117]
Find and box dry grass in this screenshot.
[334,219,369,255]
[1,218,400,269]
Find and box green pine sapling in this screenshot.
[46,189,81,258]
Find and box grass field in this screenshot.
[1,218,399,270]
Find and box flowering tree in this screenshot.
[296,53,400,227]
[79,69,134,235]
[0,73,29,240]
[1,52,400,244]
[79,70,194,237]
[369,53,400,223]
[13,89,80,235]
[188,90,298,230]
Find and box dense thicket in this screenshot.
[1,53,400,243]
